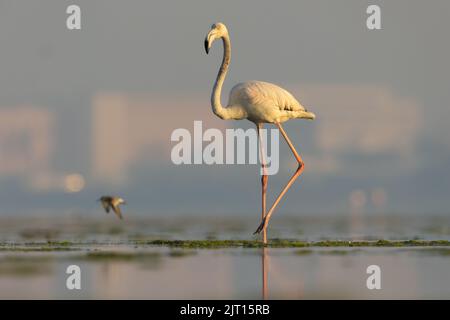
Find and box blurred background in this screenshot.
[0,0,449,219]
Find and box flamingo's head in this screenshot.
[205,22,228,54]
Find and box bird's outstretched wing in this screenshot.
[111,204,123,220]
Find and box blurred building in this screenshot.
[0,106,53,176]
[91,93,227,184]
[299,84,423,177]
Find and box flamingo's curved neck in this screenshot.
[211,33,247,120]
[211,34,231,119]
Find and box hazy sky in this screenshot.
[0,1,449,216]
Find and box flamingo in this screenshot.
[98,196,126,220]
[204,23,315,244]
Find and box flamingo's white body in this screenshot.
[228,81,315,123]
[205,23,315,244]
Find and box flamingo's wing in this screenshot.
[231,81,306,112]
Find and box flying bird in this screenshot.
[204,23,315,244]
[98,196,126,220]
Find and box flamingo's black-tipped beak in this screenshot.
[204,38,209,54]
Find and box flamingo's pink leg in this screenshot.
[254,122,305,235]
[257,123,268,244]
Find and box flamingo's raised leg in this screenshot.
[254,122,305,235]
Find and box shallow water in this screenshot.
[1,214,449,242]
[0,215,449,299]
[1,246,450,299]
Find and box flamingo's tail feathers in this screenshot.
[296,110,316,120]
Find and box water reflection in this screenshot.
[261,247,268,300]
[1,246,450,299]
[1,215,450,299]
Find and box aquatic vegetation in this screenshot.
[296,249,363,256]
[81,251,162,261]
[399,248,450,257]
[77,249,197,262]
[46,240,73,246]
[167,250,197,258]
[19,228,60,240]
[0,246,80,252]
[141,239,450,248]
[0,255,54,276]
[0,263,52,276]
[269,239,309,247]
[329,249,353,255]
[0,239,449,251]
[295,249,314,255]
[0,255,55,263]
[140,239,262,248]
[372,239,450,247]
